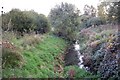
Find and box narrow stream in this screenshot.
[73,40,84,69]
[64,40,87,70]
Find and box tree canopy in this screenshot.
[48,2,80,41]
[2,9,50,34]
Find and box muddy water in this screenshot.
[64,45,80,66]
[64,41,85,69]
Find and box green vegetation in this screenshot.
[2,33,67,78]
[2,9,50,35]
[64,66,99,79]
[78,24,119,79]
[1,0,120,79]
[48,2,80,41]
[2,32,97,78]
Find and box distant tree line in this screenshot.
[1,1,119,41]
[48,1,120,41]
[48,3,105,41]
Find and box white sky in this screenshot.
[0,0,99,16]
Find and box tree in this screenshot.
[84,5,96,17]
[35,14,50,34]
[2,9,50,34]
[98,1,120,24]
[48,2,80,41]
[23,10,50,34]
[9,9,34,34]
[79,5,100,28]
[108,2,120,24]
[97,2,108,24]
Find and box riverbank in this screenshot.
[2,33,67,78]
[2,32,98,78]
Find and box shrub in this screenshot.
[97,38,119,79]
[2,41,24,68]
[2,9,50,35]
[86,17,104,27]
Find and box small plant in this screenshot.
[20,34,44,49]
[64,66,98,78]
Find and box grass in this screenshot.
[2,32,99,78]
[63,66,100,79]
[2,34,67,78]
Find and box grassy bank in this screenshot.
[2,33,67,78]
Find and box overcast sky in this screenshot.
[0,0,99,16]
